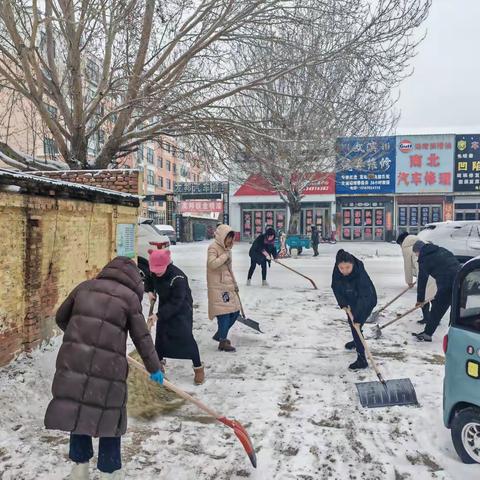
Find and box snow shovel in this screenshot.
[236,290,263,333]
[274,259,318,289]
[366,283,415,324]
[127,356,257,468]
[373,300,431,340]
[347,311,418,409]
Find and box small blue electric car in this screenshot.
[444,256,480,464]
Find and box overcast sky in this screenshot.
[395,0,480,134]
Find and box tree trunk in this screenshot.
[287,197,302,235]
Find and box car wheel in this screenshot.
[451,407,480,464]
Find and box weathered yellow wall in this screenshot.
[0,191,138,365]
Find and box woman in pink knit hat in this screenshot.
[145,249,205,385]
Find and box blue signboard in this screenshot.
[336,136,396,194]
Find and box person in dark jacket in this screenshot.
[247,227,278,286]
[412,240,461,342]
[145,249,205,385]
[331,249,377,370]
[311,226,320,257]
[44,257,164,480]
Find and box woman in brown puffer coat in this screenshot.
[207,224,241,352]
[44,256,163,479]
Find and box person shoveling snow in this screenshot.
[44,257,164,480]
[331,249,377,371]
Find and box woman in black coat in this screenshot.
[145,249,205,385]
[247,227,278,286]
[331,249,377,370]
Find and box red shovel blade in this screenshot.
[218,417,257,468]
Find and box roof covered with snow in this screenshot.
[0,169,140,207]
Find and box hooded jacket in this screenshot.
[249,228,278,265]
[417,243,461,302]
[401,234,437,300]
[44,257,160,438]
[207,224,241,319]
[331,255,377,324]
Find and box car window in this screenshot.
[457,269,480,332]
[451,225,472,239]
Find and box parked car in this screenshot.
[155,224,177,244]
[443,256,480,464]
[137,218,170,279]
[418,221,480,263]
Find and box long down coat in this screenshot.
[44,257,161,438]
[207,224,240,320]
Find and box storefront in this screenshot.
[395,134,455,234]
[231,174,336,241]
[454,135,480,220]
[337,197,394,241]
[336,136,396,241]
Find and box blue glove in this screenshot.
[150,370,164,385]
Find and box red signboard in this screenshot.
[180,200,223,213]
[234,173,335,196]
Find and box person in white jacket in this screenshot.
[396,232,437,324]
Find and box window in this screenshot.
[172,147,177,157]
[146,148,154,164]
[157,201,164,207]
[166,160,171,171]
[452,225,472,239]
[158,176,163,188]
[98,129,105,146]
[163,142,171,153]
[457,269,480,332]
[166,178,171,190]
[43,137,58,156]
[173,164,177,174]
[157,157,163,168]
[147,170,155,185]
[86,59,100,84]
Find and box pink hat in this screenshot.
[148,249,171,275]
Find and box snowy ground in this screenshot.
[0,241,477,479]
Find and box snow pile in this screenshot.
[0,242,477,479]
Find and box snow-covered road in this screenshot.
[0,241,476,479]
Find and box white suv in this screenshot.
[418,221,480,263]
[137,218,170,278]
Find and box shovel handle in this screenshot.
[227,264,246,318]
[379,299,432,331]
[376,283,415,315]
[274,259,318,289]
[348,312,386,385]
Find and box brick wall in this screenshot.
[0,191,138,366]
[30,169,142,195]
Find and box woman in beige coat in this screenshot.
[207,224,241,352]
[397,232,437,324]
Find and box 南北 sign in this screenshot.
[336,136,396,194]
[454,135,480,192]
[395,134,455,193]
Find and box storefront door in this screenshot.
[397,204,443,234]
[302,207,329,237]
[342,205,386,241]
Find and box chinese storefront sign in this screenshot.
[395,135,454,193]
[179,200,223,213]
[336,136,396,194]
[454,135,480,192]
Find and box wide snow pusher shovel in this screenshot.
[347,312,418,409]
[236,293,263,333]
[274,259,318,289]
[127,356,257,468]
[366,284,415,324]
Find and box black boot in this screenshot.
[349,355,368,370]
[344,340,356,351]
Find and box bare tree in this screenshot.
[206,0,431,234]
[0,0,389,169]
